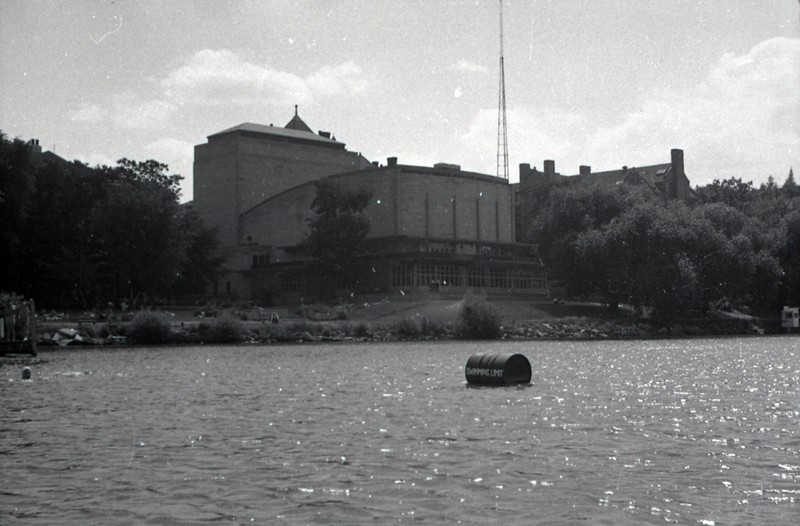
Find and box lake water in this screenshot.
[1,337,798,525]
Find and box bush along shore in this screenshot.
[35,298,777,348]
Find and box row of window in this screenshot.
[269,265,546,294]
[392,264,546,290]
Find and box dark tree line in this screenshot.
[0,133,223,308]
[521,170,800,320]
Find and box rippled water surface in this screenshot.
[2,337,799,525]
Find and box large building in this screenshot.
[193,110,546,303]
[194,110,693,303]
[515,148,693,202]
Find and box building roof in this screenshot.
[284,112,313,133]
[208,122,345,147]
[579,163,673,188]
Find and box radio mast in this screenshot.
[496,0,509,179]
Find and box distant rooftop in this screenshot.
[208,107,345,149]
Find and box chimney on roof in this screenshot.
[622,166,628,171]
[294,104,298,116]
[671,148,684,177]
[387,156,398,166]
[318,131,331,139]
[544,160,555,177]
[579,165,591,176]
[519,163,531,184]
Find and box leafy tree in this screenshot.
[0,134,36,292]
[21,160,113,306]
[90,162,187,301]
[523,182,649,304]
[696,177,755,209]
[305,181,371,297]
[170,205,225,298]
[0,132,225,307]
[784,168,799,198]
[116,158,184,200]
[572,201,703,319]
[777,208,800,306]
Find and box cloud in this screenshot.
[307,62,369,96]
[451,58,489,73]
[456,106,590,177]
[584,37,799,184]
[69,96,175,131]
[144,137,195,200]
[112,96,177,130]
[70,102,107,123]
[162,49,368,108]
[73,151,117,169]
[458,37,800,185]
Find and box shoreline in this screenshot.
[32,310,784,349]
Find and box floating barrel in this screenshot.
[465,353,531,386]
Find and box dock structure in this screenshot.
[0,299,37,356]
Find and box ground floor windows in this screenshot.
[392,264,546,292]
[391,264,414,288]
[281,274,302,293]
[466,268,486,288]
[412,264,462,288]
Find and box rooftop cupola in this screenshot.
[284,105,313,133]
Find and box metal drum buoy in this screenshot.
[465,353,531,386]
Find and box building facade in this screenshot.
[193,111,547,302]
[515,148,693,202]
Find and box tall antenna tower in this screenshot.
[496,0,509,179]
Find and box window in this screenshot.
[252,254,269,267]
[466,268,486,288]
[392,264,414,288]
[281,274,301,293]
[490,269,510,288]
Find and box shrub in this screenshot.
[457,297,502,339]
[420,316,448,338]
[128,311,172,344]
[345,322,370,338]
[199,312,244,343]
[392,317,421,338]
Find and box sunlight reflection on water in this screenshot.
[1,337,798,524]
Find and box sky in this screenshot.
[1,0,798,202]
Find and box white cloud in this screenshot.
[584,37,799,184]
[457,106,590,178]
[144,137,195,200]
[112,96,177,131]
[70,102,107,123]
[162,49,368,108]
[451,58,489,73]
[306,61,368,96]
[73,151,117,169]
[458,37,800,185]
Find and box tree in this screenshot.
[169,205,225,298]
[523,182,649,302]
[784,168,799,198]
[116,158,184,200]
[573,201,704,320]
[696,177,755,209]
[90,161,187,302]
[0,133,36,292]
[305,181,371,297]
